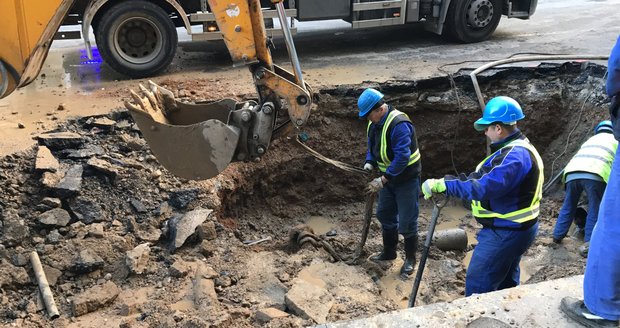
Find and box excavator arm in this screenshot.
[0,0,313,180]
[125,0,313,180]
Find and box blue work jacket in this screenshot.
[444,131,541,229]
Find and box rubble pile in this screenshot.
[0,63,610,327]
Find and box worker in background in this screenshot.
[360,88,421,277]
[560,34,620,328]
[552,120,617,258]
[421,96,543,296]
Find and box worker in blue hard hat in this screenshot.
[552,120,618,256]
[561,34,620,328]
[358,87,422,277]
[421,96,543,296]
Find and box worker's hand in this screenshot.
[363,163,374,172]
[421,178,446,200]
[367,177,384,193]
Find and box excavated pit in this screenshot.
[215,62,610,311]
[0,62,611,327]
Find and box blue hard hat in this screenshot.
[474,96,525,131]
[595,120,613,134]
[358,88,384,118]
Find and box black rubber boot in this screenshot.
[400,235,417,276]
[371,229,398,261]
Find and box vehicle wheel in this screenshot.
[95,1,177,78]
[444,0,502,43]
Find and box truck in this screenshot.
[2,0,313,179]
[58,0,538,78]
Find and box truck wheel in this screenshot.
[95,1,177,78]
[444,0,502,43]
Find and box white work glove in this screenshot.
[363,163,374,172]
[367,177,384,194]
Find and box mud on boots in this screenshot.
[358,88,422,274]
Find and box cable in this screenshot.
[543,70,609,192]
[295,136,368,175]
[439,53,609,178]
[547,93,591,182]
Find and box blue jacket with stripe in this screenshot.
[365,106,420,183]
[443,130,541,229]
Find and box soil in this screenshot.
[0,62,611,327]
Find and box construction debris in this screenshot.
[0,64,609,326]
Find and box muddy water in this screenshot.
[305,216,336,235]
[0,49,123,156]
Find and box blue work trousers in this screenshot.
[466,222,538,296]
[376,177,419,237]
[553,179,606,242]
[584,150,620,320]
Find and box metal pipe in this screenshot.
[275,2,305,89]
[543,169,565,195]
[470,55,609,110]
[30,251,60,319]
[432,228,468,251]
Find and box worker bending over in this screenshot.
[422,96,543,296]
[560,34,620,328]
[553,120,617,257]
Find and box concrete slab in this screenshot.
[317,275,585,328]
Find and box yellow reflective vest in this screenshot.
[563,133,618,183]
[471,139,544,224]
[367,109,420,173]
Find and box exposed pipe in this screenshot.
[30,251,60,319]
[470,55,609,110]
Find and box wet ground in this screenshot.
[0,62,608,327]
[1,1,619,326]
[1,0,618,155]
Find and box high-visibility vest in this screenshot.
[367,109,420,173]
[471,139,544,223]
[563,133,618,183]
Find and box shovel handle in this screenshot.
[408,196,449,308]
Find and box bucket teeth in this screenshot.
[125,82,241,180]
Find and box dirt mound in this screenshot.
[0,62,609,327]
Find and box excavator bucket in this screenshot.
[125,81,241,180]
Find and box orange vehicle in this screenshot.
[1,0,312,180]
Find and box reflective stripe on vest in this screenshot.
[367,110,420,173]
[563,133,618,183]
[471,139,544,223]
[366,109,421,173]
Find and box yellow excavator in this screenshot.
[1,0,313,180]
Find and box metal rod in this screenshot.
[275,2,305,89]
[30,251,60,319]
[470,55,609,111]
[408,196,448,308]
[243,236,272,246]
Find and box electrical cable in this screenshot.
[295,136,368,175]
[543,70,609,192]
[440,53,608,179]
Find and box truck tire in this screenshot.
[444,0,502,43]
[95,1,177,78]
